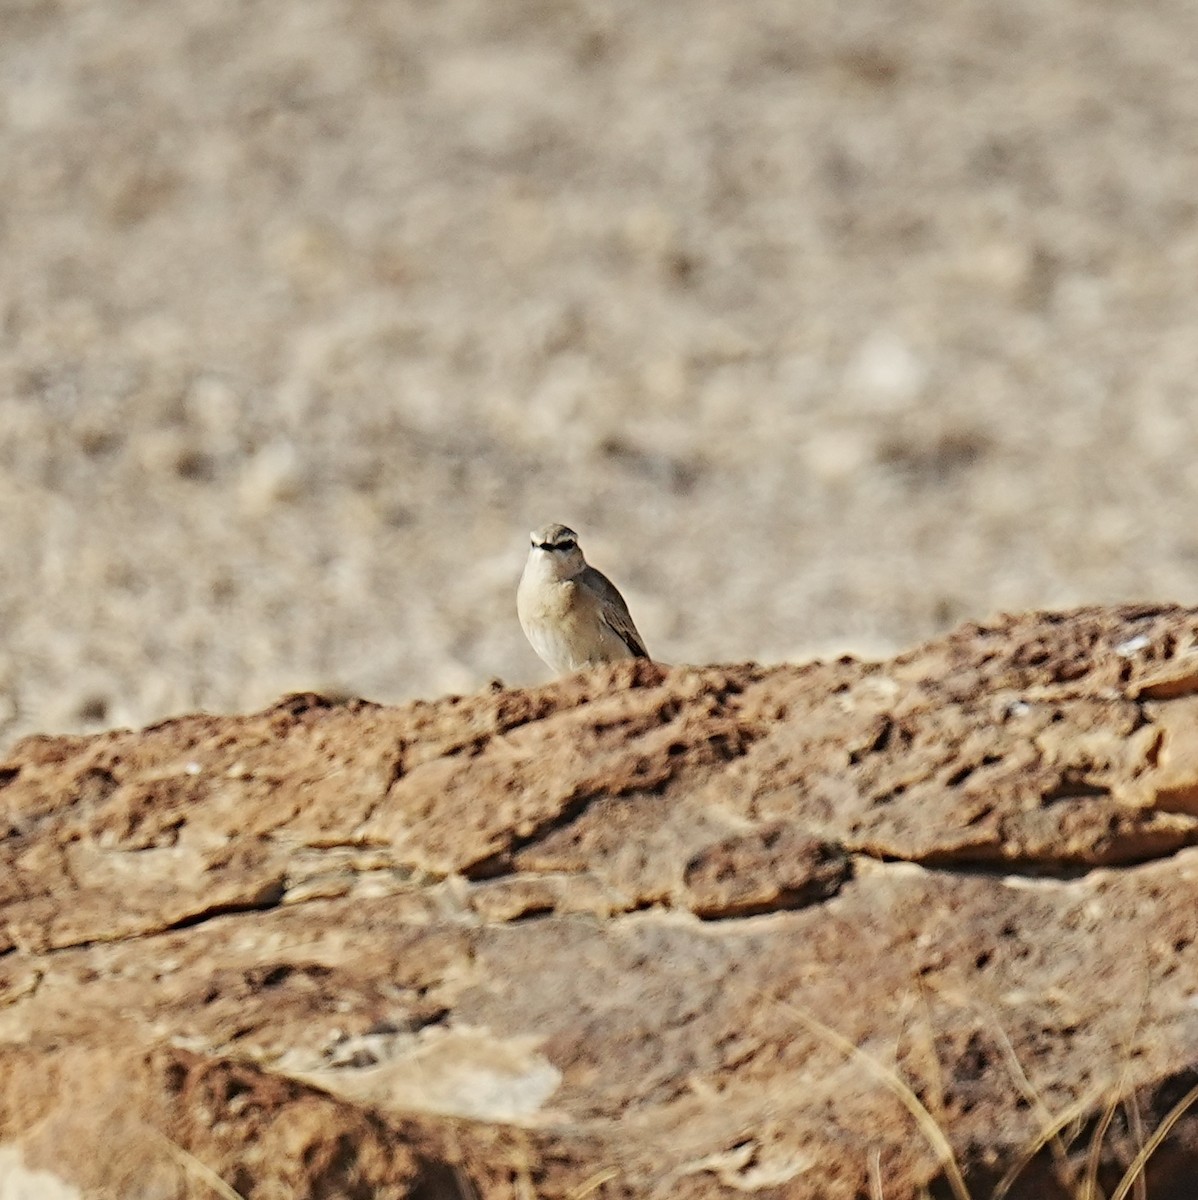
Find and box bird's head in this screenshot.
[528,522,586,577]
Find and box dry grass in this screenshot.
[779,994,1198,1200]
[137,990,1196,1200]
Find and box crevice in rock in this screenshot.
[462,717,765,882]
[352,746,409,831]
[687,887,847,922]
[1042,778,1111,803]
[852,835,1198,879]
[0,966,43,1003]
[499,902,563,925]
[37,884,293,954]
[478,873,854,926]
[461,786,607,881]
[1144,724,1164,769]
[886,854,1098,882]
[161,879,289,932]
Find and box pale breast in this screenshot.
[517,577,635,673]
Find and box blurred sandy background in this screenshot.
[1,0,1197,743]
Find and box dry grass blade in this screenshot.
[991,1087,1107,1200]
[571,1167,619,1198]
[910,981,949,1131]
[452,1162,482,1200]
[981,1010,1076,1187]
[145,1130,246,1200]
[1080,970,1151,1200]
[1124,1091,1146,1200]
[1109,1081,1198,1200]
[868,1147,885,1200]
[1080,1088,1120,1200]
[778,1000,972,1200]
[1114,977,1150,1200]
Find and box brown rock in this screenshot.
[683,825,850,919]
[3,606,1198,1197]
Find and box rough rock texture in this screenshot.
[4,606,1198,1199]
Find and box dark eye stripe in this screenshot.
[537,540,576,551]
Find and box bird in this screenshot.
[517,522,650,675]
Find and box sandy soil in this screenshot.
[1,0,1197,743]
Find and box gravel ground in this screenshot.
[2,0,1198,743]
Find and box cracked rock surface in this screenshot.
[3,606,1198,1197]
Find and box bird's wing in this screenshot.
[580,565,650,659]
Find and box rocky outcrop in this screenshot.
[3,605,1198,1198]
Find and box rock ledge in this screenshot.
[3,605,1198,1199]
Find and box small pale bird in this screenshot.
[517,522,650,674]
